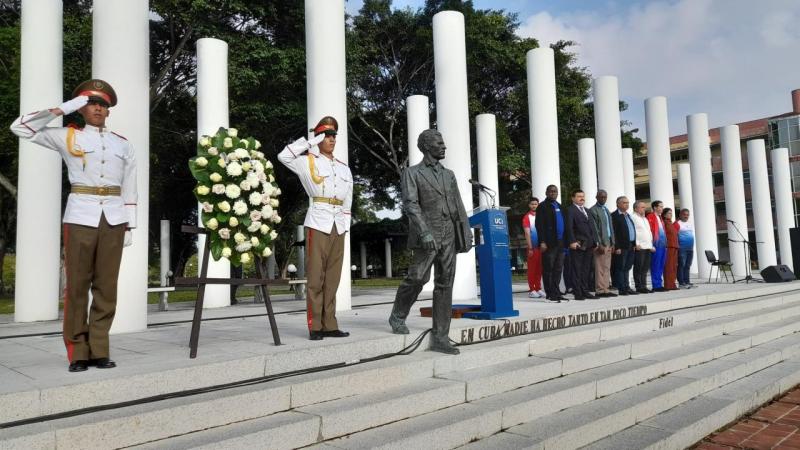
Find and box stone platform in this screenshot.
[1,280,800,449]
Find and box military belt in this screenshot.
[312,197,344,206]
[71,185,121,196]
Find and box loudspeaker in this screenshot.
[761,264,796,282]
[790,228,800,279]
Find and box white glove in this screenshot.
[58,95,89,116]
[308,133,325,157]
[123,230,133,247]
[287,137,311,155]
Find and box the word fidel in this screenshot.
[458,305,649,344]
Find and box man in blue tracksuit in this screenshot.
[647,201,667,292]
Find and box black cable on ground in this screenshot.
[0,329,432,430]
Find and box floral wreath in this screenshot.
[189,127,282,266]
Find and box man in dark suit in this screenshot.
[535,184,567,302]
[611,196,638,296]
[388,129,472,355]
[564,190,597,300]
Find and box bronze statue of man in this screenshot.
[389,129,472,354]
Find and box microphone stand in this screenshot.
[728,219,762,283]
[471,181,497,209]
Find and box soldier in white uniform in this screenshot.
[10,79,136,372]
[278,116,352,340]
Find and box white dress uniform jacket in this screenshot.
[630,212,654,250]
[11,110,138,228]
[278,143,352,235]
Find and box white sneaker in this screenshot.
[528,291,542,298]
[537,290,546,298]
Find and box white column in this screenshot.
[14,0,62,322]
[593,76,625,205]
[527,48,561,201]
[306,0,351,310]
[406,95,434,293]
[359,241,367,279]
[687,113,718,280]
[747,139,777,269]
[644,97,675,211]
[476,113,499,209]
[433,10,477,301]
[578,138,597,202]
[93,0,149,333]
[195,38,231,308]
[407,95,429,166]
[622,147,636,205]
[677,163,699,275]
[772,147,794,271]
[384,238,392,278]
[720,125,749,277]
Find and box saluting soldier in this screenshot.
[278,116,353,341]
[10,79,137,372]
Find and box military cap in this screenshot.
[311,116,338,136]
[72,79,117,107]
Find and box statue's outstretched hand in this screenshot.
[421,233,436,250]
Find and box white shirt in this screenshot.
[278,144,352,234]
[630,212,654,250]
[10,110,137,228]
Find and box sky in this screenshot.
[346,0,800,137]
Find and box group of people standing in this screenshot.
[523,187,696,303]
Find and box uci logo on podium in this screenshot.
[494,217,504,225]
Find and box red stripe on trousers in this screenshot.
[306,228,313,331]
[62,224,74,362]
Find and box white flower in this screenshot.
[268,174,275,182]
[234,232,247,244]
[233,200,248,216]
[250,210,262,221]
[247,172,260,188]
[234,148,248,160]
[236,242,252,252]
[261,205,273,218]
[241,162,252,172]
[265,160,273,169]
[240,253,251,264]
[255,140,262,150]
[274,188,282,196]
[250,236,260,247]
[239,180,252,191]
[229,217,239,227]
[195,157,208,167]
[262,247,272,257]
[270,198,279,208]
[208,147,219,156]
[262,182,275,197]
[225,184,241,199]
[196,185,210,196]
[223,137,233,148]
[199,136,211,147]
[248,221,262,232]
[260,224,270,234]
[240,139,249,149]
[227,128,238,138]
[206,218,218,230]
[226,161,243,177]
[248,192,262,206]
[227,151,239,161]
[212,184,225,195]
[217,157,226,168]
[271,213,282,224]
[251,161,264,174]
[202,202,213,213]
[270,230,278,240]
[221,247,232,258]
[217,201,231,213]
[209,172,222,183]
[218,228,231,239]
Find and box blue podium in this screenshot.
[461,206,519,319]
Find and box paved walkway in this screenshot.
[694,388,800,449]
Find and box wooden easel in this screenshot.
[175,225,282,358]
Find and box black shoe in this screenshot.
[89,357,116,369]
[68,360,88,372]
[547,297,561,303]
[604,292,618,297]
[574,296,586,301]
[430,342,460,355]
[636,288,649,294]
[626,289,639,295]
[323,330,350,338]
[653,287,667,292]
[557,296,568,301]
[618,291,629,296]
[585,294,598,300]
[309,331,324,341]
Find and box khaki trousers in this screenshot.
[305,226,345,332]
[63,214,125,362]
[594,247,613,294]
